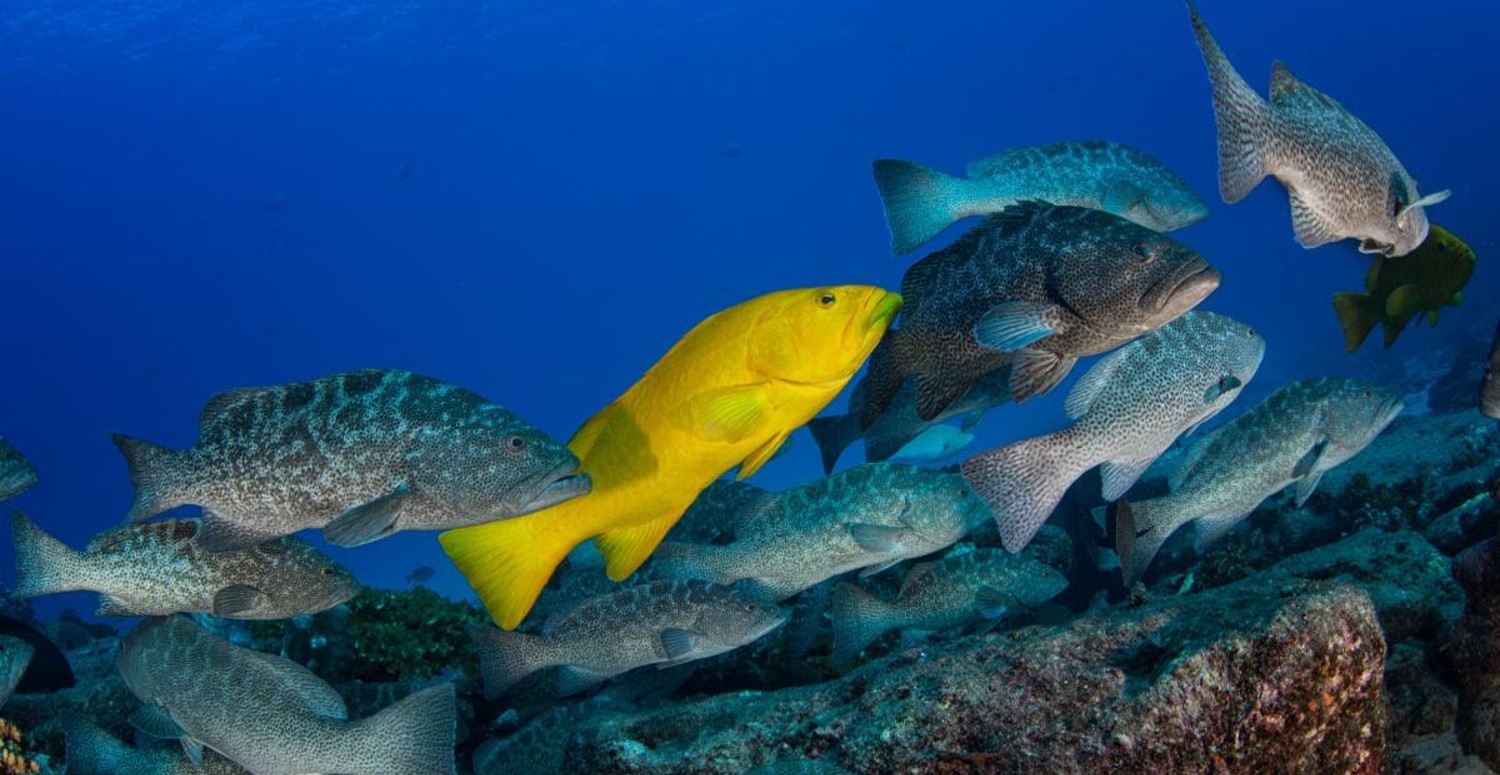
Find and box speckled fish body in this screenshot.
[1484,321,1500,420]
[0,436,37,501]
[63,714,250,775]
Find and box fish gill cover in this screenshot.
[0,1,1496,774]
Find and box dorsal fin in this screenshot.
[86,519,200,553]
[198,386,266,427]
[1268,60,1336,109]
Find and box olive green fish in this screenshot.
[114,368,588,551]
[1332,225,1476,352]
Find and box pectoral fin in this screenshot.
[681,386,771,443]
[324,487,411,547]
[212,584,267,617]
[130,705,184,740]
[847,523,908,553]
[1102,180,1145,216]
[973,301,1061,353]
[1010,349,1075,402]
[1385,284,1421,319]
[597,511,685,581]
[974,585,1014,620]
[181,737,204,768]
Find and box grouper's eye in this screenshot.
[1131,243,1156,264]
[817,292,837,308]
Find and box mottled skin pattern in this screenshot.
[0,634,32,708]
[11,514,358,618]
[830,547,1067,664]
[0,435,37,501]
[1188,3,1446,257]
[1117,378,1401,585]
[472,579,785,696]
[962,311,1265,552]
[1484,320,1500,420]
[654,464,985,599]
[119,368,582,548]
[958,141,1210,231]
[63,715,249,775]
[118,615,457,775]
[809,365,1011,473]
[863,203,1219,428]
[472,706,577,775]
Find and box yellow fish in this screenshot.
[441,285,903,629]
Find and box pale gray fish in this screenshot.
[116,615,456,775]
[63,714,250,775]
[872,139,1209,254]
[889,424,975,464]
[829,546,1066,665]
[808,365,1010,474]
[1186,2,1448,257]
[113,368,588,551]
[0,435,37,501]
[471,579,785,698]
[1483,319,1500,420]
[1115,378,1402,585]
[861,203,1221,428]
[11,512,359,619]
[653,464,985,600]
[962,311,1265,552]
[0,634,32,710]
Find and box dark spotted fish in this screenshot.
[873,139,1208,254]
[1186,2,1449,257]
[114,368,588,550]
[11,512,358,619]
[1114,378,1402,586]
[117,615,456,775]
[0,436,37,501]
[862,203,1220,428]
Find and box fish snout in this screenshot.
[504,459,592,517]
[1147,258,1220,316]
[866,291,904,332]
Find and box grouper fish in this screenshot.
[1483,320,1500,420]
[963,311,1265,552]
[1186,2,1449,257]
[1114,377,1402,585]
[113,368,588,550]
[0,436,37,501]
[117,615,456,775]
[63,714,250,775]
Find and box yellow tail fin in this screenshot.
[1331,292,1377,353]
[596,511,683,581]
[439,515,579,630]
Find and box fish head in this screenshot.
[1374,172,1452,257]
[406,421,590,521]
[117,615,200,700]
[695,590,788,649]
[1195,313,1265,408]
[1315,380,1403,468]
[900,471,988,548]
[746,286,901,385]
[1053,218,1220,338]
[270,540,362,616]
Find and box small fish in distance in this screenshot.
[113,368,588,551]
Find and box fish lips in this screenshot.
[867,292,904,331]
[1145,259,1220,316]
[504,462,592,517]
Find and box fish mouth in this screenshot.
[506,461,592,517]
[1372,397,1405,434]
[866,292,903,332]
[1146,259,1220,315]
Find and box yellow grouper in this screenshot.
[441,285,903,629]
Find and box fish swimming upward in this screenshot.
[1114,378,1402,586]
[872,140,1209,254]
[117,615,457,775]
[113,368,587,551]
[442,286,902,629]
[962,311,1265,552]
[1485,320,1500,420]
[0,436,37,501]
[1186,2,1449,257]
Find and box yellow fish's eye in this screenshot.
[818,292,837,308]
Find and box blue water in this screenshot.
[1,0,1493,620]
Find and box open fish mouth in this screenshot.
[1372,397,1405,435]
[866,292,904,331]
[1147,259,1220,314]
[507,462,592,517]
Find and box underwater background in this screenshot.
[1,1,1498,773]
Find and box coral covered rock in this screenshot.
[1448,539,1500,771]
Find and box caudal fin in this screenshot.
[471,625,556,699]
[340,684,457,775]
[807,415,860,474]
[111,434,192,522]
[872,159,972,254]
[1112,498,1177,587]
[1332,293,1378,353]
[12,510,89,598]
[440,513,578,630]
[61,715,139,775]
[1186,2,1271,203]
[960,432,1091,553]
[829,582,894,665]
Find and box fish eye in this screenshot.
[321,567,335,577]
[817,292,837,308]
[507,436,527,451]
[1131,243,1156,264]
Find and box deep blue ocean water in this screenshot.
[1,0,1493,621]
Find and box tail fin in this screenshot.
[807,415,860,475]
[12,510,90,598]
[1332,293,1378,353]
[112,434,192,522]
[1112,498,1177,587]
[872,159,972,254]
[960,431,1091,553]
[1186,2,1271,203]
[339,684,457,775]
[471,625,557,700]
[61,715,140,775]
[829,582,894,665]
[440,512,579,630]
